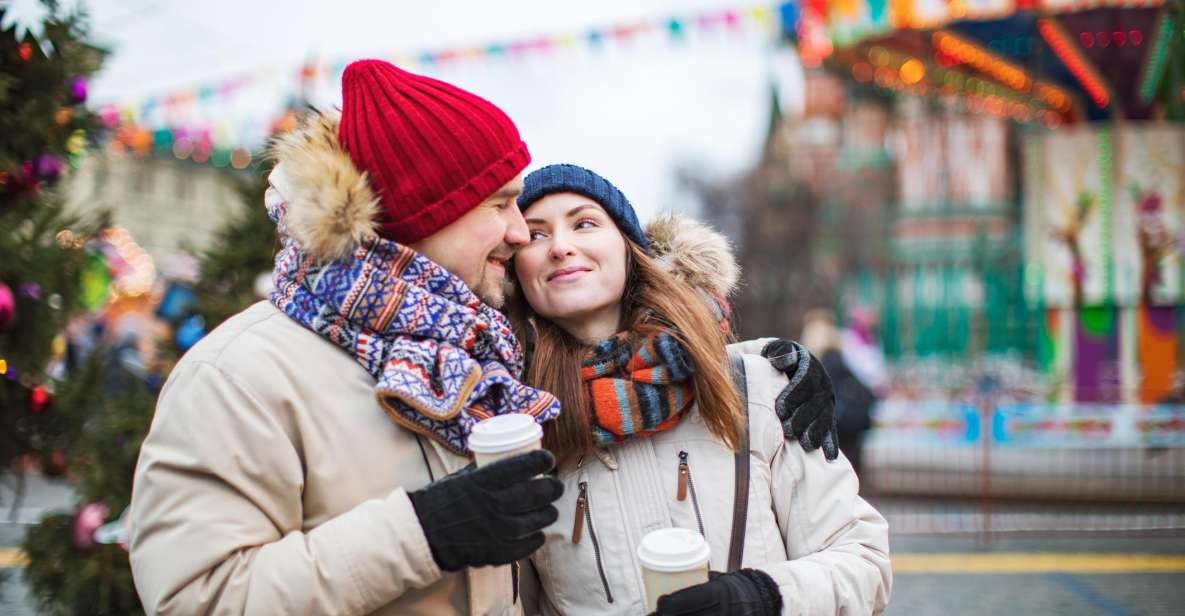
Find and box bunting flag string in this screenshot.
[96,3,791,169]
[94,0,1177,169]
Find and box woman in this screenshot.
[509,164,891,615]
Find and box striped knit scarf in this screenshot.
[582,329,696,445]
[267,194,560,456]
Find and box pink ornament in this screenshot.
[70,77,88,104]
[99,106,120,128]
[0,282,15,330]
[72,502,109,550]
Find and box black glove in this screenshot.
[408,449,563,572]
[655,569,783,616]
[761,338,839,461]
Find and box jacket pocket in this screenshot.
[677,450,706,536]
[573,480,615,604]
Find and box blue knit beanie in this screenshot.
[518,164,649,251]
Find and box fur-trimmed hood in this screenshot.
[267,110,379,262]
[267,112,739,297]
[645,213,739,299]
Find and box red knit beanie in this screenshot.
[338,59,531,244]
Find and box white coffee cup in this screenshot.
[636,527,711,613]
[468,414,544,467]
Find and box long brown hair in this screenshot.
[508,240,743,463]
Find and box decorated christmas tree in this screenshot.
[191,164,278,328]
[0,1,106,476]
[1,4,277,611]
[17,151,277,616]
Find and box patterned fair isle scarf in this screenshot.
[582,329,697,446]
[267,196,560,455]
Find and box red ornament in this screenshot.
[2,163,39,199]
[18,42,32,61]
[30,385,49,412]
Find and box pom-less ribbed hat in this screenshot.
[518,164,649,251]
[339,59,531,244]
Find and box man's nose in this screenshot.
[504,205,529,247]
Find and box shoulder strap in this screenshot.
[726,351,750,573]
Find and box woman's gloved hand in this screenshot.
[408,449,563,572]
[761,338,839,461]
[655,569,783,616]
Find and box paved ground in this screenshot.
[1,472,70,615]
[3,474,1184,615]
[885,536,1185,616]
[887,572,1183,615]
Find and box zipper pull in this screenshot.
[677,451,689,501]
[573,482,587,544]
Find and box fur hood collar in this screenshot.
[645,214,739,298]
[267,110,739,297]
[267,110,379,262]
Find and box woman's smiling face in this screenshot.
[514,192,629,341]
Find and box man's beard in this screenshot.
[474,263,506,308]
[473,246,514,308]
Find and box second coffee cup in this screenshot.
[636,527,711,613]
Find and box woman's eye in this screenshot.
[528,230,546,241]
[575,219,597,230]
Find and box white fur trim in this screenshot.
[266,111,379,261]
[645,213,740,297]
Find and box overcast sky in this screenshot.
[7,0,801,220]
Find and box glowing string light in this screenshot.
[1037,18,1111,109]
[1138,11,1178,103]
[900,58,926,84]
[933,31,1031,91]
[856,43,1063,124]
[1099,130,1114,300]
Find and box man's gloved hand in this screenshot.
[655,569,783,616]
[760,338,839,461]
[408,449,563,572]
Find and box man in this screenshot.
[131,60,563,615]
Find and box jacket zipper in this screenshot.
[677,451,706,536]
[572,480,614,604]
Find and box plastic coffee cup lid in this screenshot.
[468,414,543,454]
[636,528,711,572]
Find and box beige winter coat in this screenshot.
[520,216,892,615]
[130,112,522,615]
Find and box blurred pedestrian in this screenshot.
[839,304,889,397]
[802,309,878,483]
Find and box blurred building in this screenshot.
[695,69,900,340]
[65,154,249,279]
